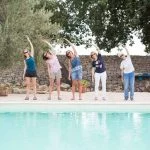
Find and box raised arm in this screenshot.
[64,38,78,56]
[26,36,34,57]
[41,39,55,53]
[124,47,130,56]
[92,44,101,54]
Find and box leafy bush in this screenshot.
[81,80,90,88]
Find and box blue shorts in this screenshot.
[71,69,82,80]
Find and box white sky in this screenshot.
[55,35,148,56]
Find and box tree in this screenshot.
[0,0,60,67]
[36,0,150,53]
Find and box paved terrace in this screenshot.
[0,92,150,112]
[0,92,149,103]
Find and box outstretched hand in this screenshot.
[25,35,30,41]
[92,44,101,53]
[41,39,55,53]
[122,45,130,55]
[41,39,47,42]
[64,38,72,44]
[122,45,128,51]
[92,43,99,51]
[64,38,78,56]
[41,39,52,46]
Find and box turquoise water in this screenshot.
[0,112,149,150]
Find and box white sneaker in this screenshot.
[102,97,106,101]
[48,96,51,100]
[94,97,98,100]
[58,97,62,100]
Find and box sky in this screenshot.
[55,35,149,56]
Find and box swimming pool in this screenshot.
[0,105,149,150]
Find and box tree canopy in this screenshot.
[0,0,60,67]
[0,0,149,68]
[35,0,150,53]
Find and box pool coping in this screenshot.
[0,92,150,112]
[0,101,150,105]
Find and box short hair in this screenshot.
[42,52,48,60]
[66,51,71,59]
[23,49,30,59]
[42,51,52,60]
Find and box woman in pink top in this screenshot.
[42,40,62,100]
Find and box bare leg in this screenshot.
[25,77,30,100]
[32,77,37,99]
[78,80,82,100]
[49,78,54,100]
[56,78,61,99]
[71,80,76,100]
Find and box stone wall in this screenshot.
[0,56,150,92]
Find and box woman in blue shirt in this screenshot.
[23,36,37,100]
[65,39,82,100]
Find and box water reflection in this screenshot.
[0,112,149,150]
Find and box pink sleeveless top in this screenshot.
[46,55,61,73]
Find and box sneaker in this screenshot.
[48,96,51,100]
[24,96,29,100]
[124,97,128,101]
[94,97,98,100]
[58,97,62,100]
[33,96,37,100]
[130,97,134,101]
[102,97,106,101]
[79,98,82,100]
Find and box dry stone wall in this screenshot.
[0,56,150,92]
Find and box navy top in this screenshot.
[25,57,36,72]
[92,54,106,73]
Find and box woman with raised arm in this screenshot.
[91,45,107,100]
[23,36,37,100]
[65,38,82,100]
[42,40,62,100]
[118,47,135,101]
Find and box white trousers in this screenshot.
[94,71,107,98]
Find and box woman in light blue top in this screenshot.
[65,39,82,100]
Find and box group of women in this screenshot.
[23,36,135,101]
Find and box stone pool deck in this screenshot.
[0,92,149,104]
[0,92,150,112]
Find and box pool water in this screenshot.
[0,112,149,150]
